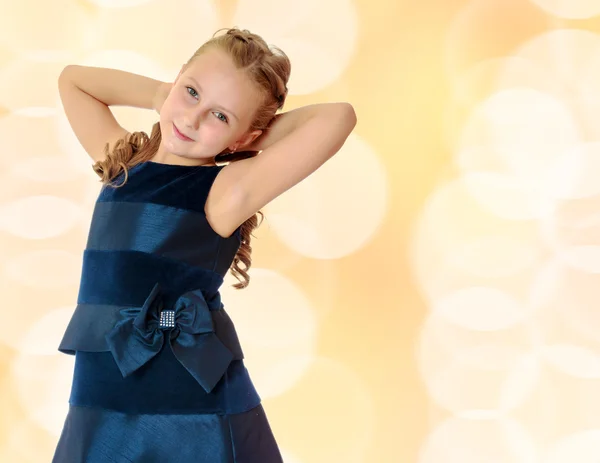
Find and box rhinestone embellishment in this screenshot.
[159,310,176,329]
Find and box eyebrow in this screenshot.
[187,77,239,123]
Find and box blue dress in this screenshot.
[52,161,283,463]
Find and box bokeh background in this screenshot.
[2,0,600,461]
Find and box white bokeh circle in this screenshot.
[434,286,529,331]
[419,416,537,463]
[418,310,542,414]
[530,258,600,344]
[410,178,546,305]
[9,156,85,183]
[445,234,542,279]
[89,0,154,7]
[541,344,600,379]
[93,0,219,70]
[543,429,600,463]
[221,269,317,398]
[539,193,600,266]
[0,0,92,53]
[11,352,73,438]
[497,29,600,141]
[461,171,554,221]
[233,0,358,95]
[528,0,600,19]
[449,56,566,110]
[222,268,316,348]
[0,58,65,111]
[559,246,600,274]
[459,88,581,191]
[0,113,68,172]
[544,143,600,200]
[17,307,75,356]
[0,195,82,239]
[11,307,76,437]
[3,250,82,289]
[265,134,388,259]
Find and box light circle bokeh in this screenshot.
[265,134,389,259]
[93,0,219,70]
[459,88,582,188]
[434,286,529,332]
[89,0,155,7]
[541,344,600,379]
[221,269,317,398]
[461,171,554,221]
[11,352,74,437]
[418,310,542,414]
[410,178,546,305]
[0,0,92,53]
[0,59,65,111]
[544,143,600,200]
[419,416,538,463]
[0,195,82,239]
[543,429,600,463]
[233,0,358,95]
[3,250,82,289]
[528,0,600,19]
[529,257,600,344]
[9,156,85,184]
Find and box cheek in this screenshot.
[196,126,224,146]
[162,91,187,115]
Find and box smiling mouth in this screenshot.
[173,124,194,142]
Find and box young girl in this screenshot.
[52,27,356,463]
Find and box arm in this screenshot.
[228,102,357,229]
[58,65,168,162]
[60,65,165,109]
[245,103,335,152]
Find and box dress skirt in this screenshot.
[52,345,284,463]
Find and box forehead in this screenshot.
[183,48,262,116]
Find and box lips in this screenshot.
[173,124,194,142]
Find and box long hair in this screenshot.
[92,27,291,289]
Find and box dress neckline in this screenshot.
[143,160,218,168]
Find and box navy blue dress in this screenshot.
[52,161,283,463]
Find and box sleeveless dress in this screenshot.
[52,161,283,463]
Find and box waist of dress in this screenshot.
[58,282,244,394]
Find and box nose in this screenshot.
[183,107,203,131]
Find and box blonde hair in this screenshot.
[93,27,291,289]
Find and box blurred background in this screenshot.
[2,0,600,461]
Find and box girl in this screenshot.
[52,27,356,463]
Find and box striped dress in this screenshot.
[52,161,283,463]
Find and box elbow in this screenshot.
[59,64,76,80]
[337,102,357,132]
[58,65,79,88]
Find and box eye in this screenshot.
[186,86,198,98]
[214,112,228,123]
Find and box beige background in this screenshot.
[3,0,600,461]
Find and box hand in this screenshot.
[152,82,172,114]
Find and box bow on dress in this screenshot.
[105,283,235,394]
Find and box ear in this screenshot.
[234,129,263,151]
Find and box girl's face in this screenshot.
[157,47,264,163]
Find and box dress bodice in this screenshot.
[58,161,256,404]
[78,161,242,308]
